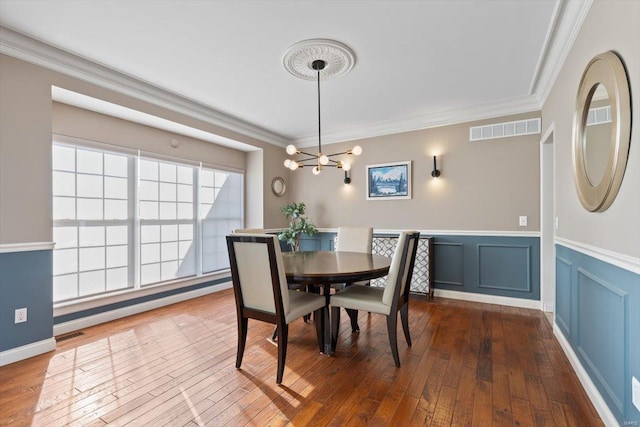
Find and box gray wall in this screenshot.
[0,53,287,245]
[543,1,640,424]
[542,0,639,258]
[53,102,245,170]
[288,112,541,231]
[0,52,285,358]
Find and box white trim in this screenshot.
[0,26,287,148]
[0,241,55,253]
[314,228,540,238]
[52,87,259,153]
[295,95,542,146]
[54,281,232,336]
[535,0,593,107]
[540,122,556,316]
[0,338,56,367]
[433,289,541,310]
[553,325,618,427]
[54,270,231,316]
[555,237,640,274]
[528,0,564,95]
[540,121,556,148]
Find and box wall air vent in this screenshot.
[470,118,541,141]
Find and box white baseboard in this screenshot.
[0,337,56,367]
[54,282,231,336]
[553,325,618,427]
[434,288,542,310]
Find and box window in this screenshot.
[52,141,243,303]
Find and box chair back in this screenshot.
[233,228,266,233]
[226,234,290,316]
[336,227,373,253]
[382,231,420,306]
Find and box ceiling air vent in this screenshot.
[470,118,541,141]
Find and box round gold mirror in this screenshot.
[271,177,286,196]
[573,51,631,212]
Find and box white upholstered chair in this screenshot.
[233,228,266,233]
[332,226,374,329]
[330,230,420,367]
[226,234,326,384]
[335,226,373,254]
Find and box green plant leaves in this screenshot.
[278,202,317,251]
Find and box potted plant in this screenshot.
[278,202,317,251]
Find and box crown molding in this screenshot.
[293,94,542,146]
[530,0,593,106]
[0,26,288,148]
[0,0,591,149]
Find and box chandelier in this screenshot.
[282,39,362,175]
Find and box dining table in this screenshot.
[281,250,392,355]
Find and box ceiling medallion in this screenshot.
[283,39,356,81]
[282,39,361,178]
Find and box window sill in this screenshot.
[53,270,231,317]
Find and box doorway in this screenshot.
[540,124,555,317]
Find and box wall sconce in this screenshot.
[344,170,352,184]
[431,155,441,178]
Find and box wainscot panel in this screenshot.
[434,235,540,300]
[555,244,640,425]
[0,249,53,352]
[300,232,540,300]
[555,256,572,338]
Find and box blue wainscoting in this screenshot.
[299,232,540,300]
[556,244,640,424]
[434,235,540,300]
[0,249,53,352]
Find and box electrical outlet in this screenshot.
[633,376,640,412]
[15,308,27,324]
[519,216,528,227]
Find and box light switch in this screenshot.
[555,216,559,230]
[519,216,528,227]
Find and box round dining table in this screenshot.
[281,250,391,354]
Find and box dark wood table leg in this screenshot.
[322,284,333,355]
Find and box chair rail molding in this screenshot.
[0,241,55,253]
[555,237,640,274]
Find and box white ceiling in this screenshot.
[0,1,576,147]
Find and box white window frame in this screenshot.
[52,136,244,306]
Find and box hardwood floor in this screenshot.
[0,289,603,426]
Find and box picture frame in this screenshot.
[366,161,412,200]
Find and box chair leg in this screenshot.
[346,308,360,333]
[313,307,325,353]
[386,313,401,367]
[304,285,320,322]
[271,326,278,341]
[400,303,411,347]
[236,317,248,369]
[331,306,341,350]
[276,323,289,384]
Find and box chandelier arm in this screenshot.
[295,156,319,162]
[326,151,351,157]
[296,150,316,157]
